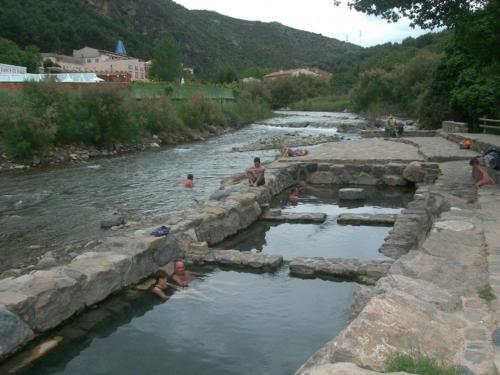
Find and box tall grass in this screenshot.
[386,354,464,375]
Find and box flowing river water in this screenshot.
[0,111,361,272]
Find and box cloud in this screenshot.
[174,0,428,46]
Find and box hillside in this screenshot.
[0,0,360,73]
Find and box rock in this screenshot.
[190,249,283,271]
[403,161,425,182]
[309,171,334,184]
[299,362,411,375]
[289,257,392,284]
[100,214,125,229]
[150,142,160,148]
[0,305,34,360]
[261,211,327,223]
[349,284,374,320]
[37,254,58,270]
[337,213,397,226]
[303,293,466,372]
[6,336,63,372]
[382,175,407,186]
[339,188,365,200]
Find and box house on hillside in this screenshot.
[264,68,332,83]
[41,42,147,81]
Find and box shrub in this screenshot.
[179,92,226,129]
[130,97,183,139]
[0,105,55,159]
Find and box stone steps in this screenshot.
[289,257,393,285]
[337,213,397,226]
[261,209,327,223]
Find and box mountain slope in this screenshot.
[0,0,360,72]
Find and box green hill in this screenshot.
[0,0,360,73]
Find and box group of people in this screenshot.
[152,260,193,299]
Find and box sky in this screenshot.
[174,0,428,47]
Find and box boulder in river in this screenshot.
[100,214,125,229]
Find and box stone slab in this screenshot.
[339,188,365,200]
[289,257,392,284]
[337,213,397,226]
[261,209,327,223]
[190,250,283,271]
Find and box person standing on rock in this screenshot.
[181,174,194,188]
[172,260,193,287]
[246,157,266,186]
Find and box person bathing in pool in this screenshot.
[152,269,171,300]
[172,260,193,287]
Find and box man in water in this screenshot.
[172,260,193,287]
[245,157,266,186]
[289,188,299,204]
[181,174,194,188]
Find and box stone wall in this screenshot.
[442,121,469,133]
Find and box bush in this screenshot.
[0,105,55,159]
[233,90,272,124]
[129,97,183,139]
[179,92,226,129]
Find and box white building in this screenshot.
[0,63,27,75]
[41,46,147,81]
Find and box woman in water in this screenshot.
[152,269,170,300]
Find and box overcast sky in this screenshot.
[174,0,428,47]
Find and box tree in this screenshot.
[150,37,183,82]
[209,65,239,84]
[0,37,39,72]
[340,0,487,29]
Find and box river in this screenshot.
[0,111,363,272]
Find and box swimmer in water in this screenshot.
[181,174,194,188]
[151,269,170,300]
[172,260,193,287]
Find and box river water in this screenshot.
[0,111,360,272]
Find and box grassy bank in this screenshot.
[0,82,271,161]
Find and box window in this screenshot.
[128,65,132,69]
[140,66,144,71]
[135,72,138,78]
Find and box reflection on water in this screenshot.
[7,268,353,375]
[0,111,362,271]
[219,186,413,260]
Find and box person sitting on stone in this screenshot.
[470,157,494,189]
[181,174,194,188]
[172,260,193,287]
[281,146,309,157]
[152,269,170,300]
[289,188,299,204]
[245,157,266,186]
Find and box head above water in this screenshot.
[174,260,186,275]
[154,269,168,284]
[187,174,194,180]
[254,157,261,167]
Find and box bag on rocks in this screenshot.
[483,148,500,170]
[151,226,170,237]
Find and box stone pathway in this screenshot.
[279,139,424,164]
[449,132,500,150]
[337,213,397,226]
[396,137,478,162]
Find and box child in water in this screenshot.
[152,269,170,300]
[470,157,494,189]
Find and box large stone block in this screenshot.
[442,121,468,133]
[299,363,411,375]
[0,305,34,360]
[403,161,425,182]
[309,171,334,184]
[382,175,407,186]
[339,188,365,200]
